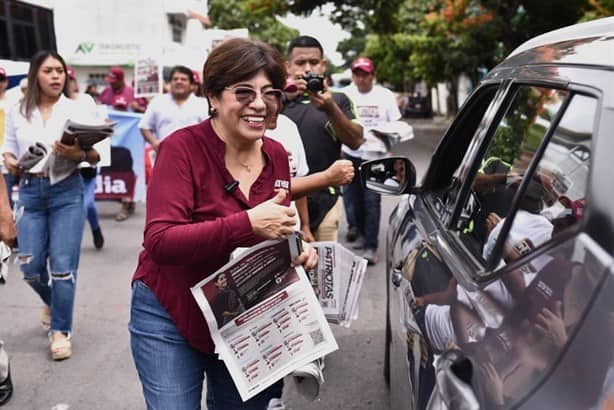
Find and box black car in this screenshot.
[361,17,614,409]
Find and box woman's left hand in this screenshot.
[291,243,318,271]
[53,138,84,162]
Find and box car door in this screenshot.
[423,85,608,409]
[386,82,506,410]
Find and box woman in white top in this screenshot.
[2,51,100,361]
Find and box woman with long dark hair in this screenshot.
[1,51,101,360]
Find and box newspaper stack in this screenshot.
[310,242,368,327]
[191,233,338,402]
[60,119,115,150]
[17,119,115,185]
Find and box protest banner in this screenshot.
[96,110,145,202]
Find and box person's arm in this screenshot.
[0,176,16,247]
[296,196,314,242]
[309,90,363,149]
[141,128,160,151]
[2,105,20,176]
[138,100,160,150]
[52,139,100,165]
[291,159,354,199]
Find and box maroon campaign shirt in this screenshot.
[132,119,291,353]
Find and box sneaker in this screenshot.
[292,360,324,401]
[92,228,104,250]
[266,398,286,410]
[345,227,360,243]
[363,248,378,265]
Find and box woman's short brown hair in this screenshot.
[202,38,286,105]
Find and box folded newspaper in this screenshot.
[17,119,115,185]
[191,233,338,402]
[309,242,368,327]
[61,119,115,150]
[361,120,414,160]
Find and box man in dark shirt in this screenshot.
[283,36,363,242]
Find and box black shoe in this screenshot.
[346,227,360,243]
[93,228,104,250]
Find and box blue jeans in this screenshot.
[342,153,381,250]
[129,280,281,410]
[83,176,99,231]
[16,173,85,334]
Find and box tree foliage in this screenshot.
[208,0,608,112]
[208,0,299,53]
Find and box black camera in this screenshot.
[303,73,325,93]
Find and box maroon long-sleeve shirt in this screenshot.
[132,119,291,353]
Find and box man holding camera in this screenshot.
[283,36,363,243]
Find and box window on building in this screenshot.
[168,14,185,44]
[0,0,56,61]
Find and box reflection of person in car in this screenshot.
[212,273,243,328]
[384,159,406,188]
[482,179,553,262]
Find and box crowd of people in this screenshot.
[0,33,407,409]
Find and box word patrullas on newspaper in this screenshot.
[191,233,338,402]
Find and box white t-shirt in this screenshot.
[482,210,553,262]
[341,83,401,158]
[265,114,309,179]
[265,114,309,230]
[139,93,209,141]
[2,94,97,159]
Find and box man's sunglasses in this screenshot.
[224,86,283,106]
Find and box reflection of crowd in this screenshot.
[411,149,602,407]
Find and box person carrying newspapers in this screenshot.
[1,51,101,362]
[129,38,317,410]
[0,162,18,406]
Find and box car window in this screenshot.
[485,94,596,268]
[426,85,501,222]
[454,86,569,263]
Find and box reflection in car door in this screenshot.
[386,84,505,409]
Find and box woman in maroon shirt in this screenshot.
[129,38,317,409]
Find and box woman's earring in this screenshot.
[209,106,218,117]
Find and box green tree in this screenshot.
[208,0,299,53]
[580,0,614,20]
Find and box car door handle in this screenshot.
[391,268,403,288]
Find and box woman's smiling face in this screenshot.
[209,69,281,144]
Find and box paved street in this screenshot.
[0,117,447,410]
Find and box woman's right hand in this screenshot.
[247,190,297,239]
[3,155,19,176]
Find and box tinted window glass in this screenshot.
[455,86,568,262]
[491,94,595,267]
[426,86,499,221]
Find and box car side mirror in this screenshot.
[360,157,416,195]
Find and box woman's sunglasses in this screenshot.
[225,86,283,106]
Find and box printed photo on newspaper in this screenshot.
[191,233,338,402]
[310,242,368,327]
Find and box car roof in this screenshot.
[494,17,614,72]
